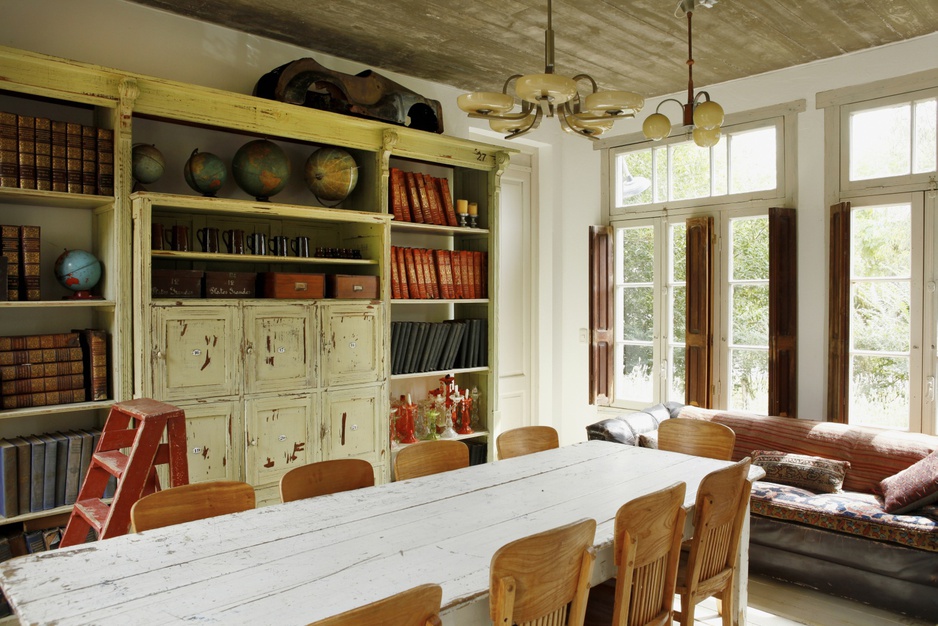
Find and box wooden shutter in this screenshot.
[589,225,615,405]
[768,207,797,417]
[685,216,713,408]
[827,202,851,423]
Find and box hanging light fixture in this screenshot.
[457,0,644,140]
[642,0,724,148]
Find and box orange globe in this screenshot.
[304,147,359,204]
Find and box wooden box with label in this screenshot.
[204,271,256,298]
[262,272,325,299]
[327,274,379,299]
[152,270,203,298]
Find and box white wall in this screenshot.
[4,0,938,440]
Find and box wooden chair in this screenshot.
[130,480,255,532]
[308,583,443,626]
[657,418,736,461]
[490,518,596,626]
[496,425,560,460]
[280,458,375,503]
[394,440,469,481]
[674,458,752,626]
[584,482,687,626]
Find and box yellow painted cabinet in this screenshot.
[244,304,318,394]
[244,393,320,489]
[322,384,386,468]
[177,400,243,484]
[321,302,384,387]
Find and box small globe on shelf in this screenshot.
[54,249,102,300]
[304,147,359,206]
[231,139,291,201]
[131,144,165,189]
[184,148,228,197]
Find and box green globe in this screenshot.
[304,147,359,205]
[131,144,165,185]
[54,249,101,299]
[184,149,227,197]
[231,139,291,201]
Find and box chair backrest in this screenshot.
[497,426,560,460]
[490,518,596,626]
[611,482,687,626]
[394,440,469,481]
[682,457,752,596]
[308,583,443,626]
[657,419,736,461]
[130,480,255,532]
[280,458,375,503]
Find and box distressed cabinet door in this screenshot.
[243,304,318,394]
[151,305,240,401]
[322,384,385,470]
[321,302,383,387]
[244,393,320,489]
[176,400,243,484]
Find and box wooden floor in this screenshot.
[692,575,933,626]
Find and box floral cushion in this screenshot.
[878,451,938,514]
[752,450,850,493]
[750,481,938,552]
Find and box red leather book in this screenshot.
[80,125,96,195]
[414,174,433,224]
[65,123,83,194]
[404,172,425,223]
[16,115,35,190]
[413,248,429,299]
[434,250,454,299]
[96,128,114,196]
[474,251,485,300]
[0,112,17,188]
[1,225,19,301]
[396,246,410,299]
[404,247,422,298]
[389,168,404,222]
[18,225,40,301]
[423,174,445,225]
[50,120,68,192]
[421,248,439,298]
[463,251,475,299]
[438,178,460,227]
[390,246,402,299]
[33,118,51,191]
[451,250,464,299]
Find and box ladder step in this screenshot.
[74,498,111,533]
[93,450,130,478]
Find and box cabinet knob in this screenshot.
[154,349,164,360]
[245,343,254,355]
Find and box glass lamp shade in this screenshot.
[457,92,515,115]
[693,100,724,130]
[692,126,722,148]
[642,113,673,141]
[514,73,578,105]
[489,114,535,134]
[567,114,615,136]
[584,90,644,116]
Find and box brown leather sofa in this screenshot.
[587,405,938,620]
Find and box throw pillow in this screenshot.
[751,450,850,493]
[638,431,658,449]
[877,451,938,515]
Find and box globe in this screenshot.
[231,139,291,201]
[131,144,165,185]
[54,249,102,299]
[184,148,228,197]
[305,147,359,205]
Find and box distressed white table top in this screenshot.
[0,441,761,625]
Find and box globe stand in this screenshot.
[63,290,101,300]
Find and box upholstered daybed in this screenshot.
[586,405,938,620]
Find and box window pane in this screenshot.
[851,281,910,352]
[732,285,769,346]
[619,226,654,283]
[620,344,654,402]
[913,99,937,174]
[712,138,728,197]
[671,285,686,343]
[622,287,654,341]
[731,216,769,281]
[850,355,910,430]
[851,204,911,278]
[670,224,687,282]
[729,127,777,193]
[670,346,686,400]
[655,146,668,202]
[849,104,911,181]
[670,141,710,201]
[729,348,768,413]
[617,151,653,207]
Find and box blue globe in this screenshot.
[54,249,102,297]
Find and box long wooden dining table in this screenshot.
[0,440,764,625]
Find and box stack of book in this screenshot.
[388,167,460,226]
[466,440,488,466]
[1,223,41,301]
[0,330,107,409]
[391,246,487,300]
[0,111,113,196]
[390,319,487,375]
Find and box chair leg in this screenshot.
[677,592,695,626]
[720,586,735,626]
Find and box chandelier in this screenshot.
[457,0,644,140]
[642,0,724,147]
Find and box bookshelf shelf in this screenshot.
[0,503,73,525]
[390,222,489,237]
[390,366,488,381]
[151,250,378,266]
[0,186,112,210]
[0,400,113,421]
[391,299,488,305]
[390,430,491,451]
[0,299,116,309]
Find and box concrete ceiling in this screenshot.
[127,0,938,98]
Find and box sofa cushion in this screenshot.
[752,450,849,493]
[878,451,938,514]
[638,431,658,449]
[750,481,938,552]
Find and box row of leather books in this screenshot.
[391,246,487,300]
[1,223,40,301]
[0,427,115,518]
[0,112,114,196]
[0,330,108,409]
[390,319,488,375]
[389,167,460,226]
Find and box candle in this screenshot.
[468,202,478,216]
[456,199,469,215]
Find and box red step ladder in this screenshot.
[60,398,189,547]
